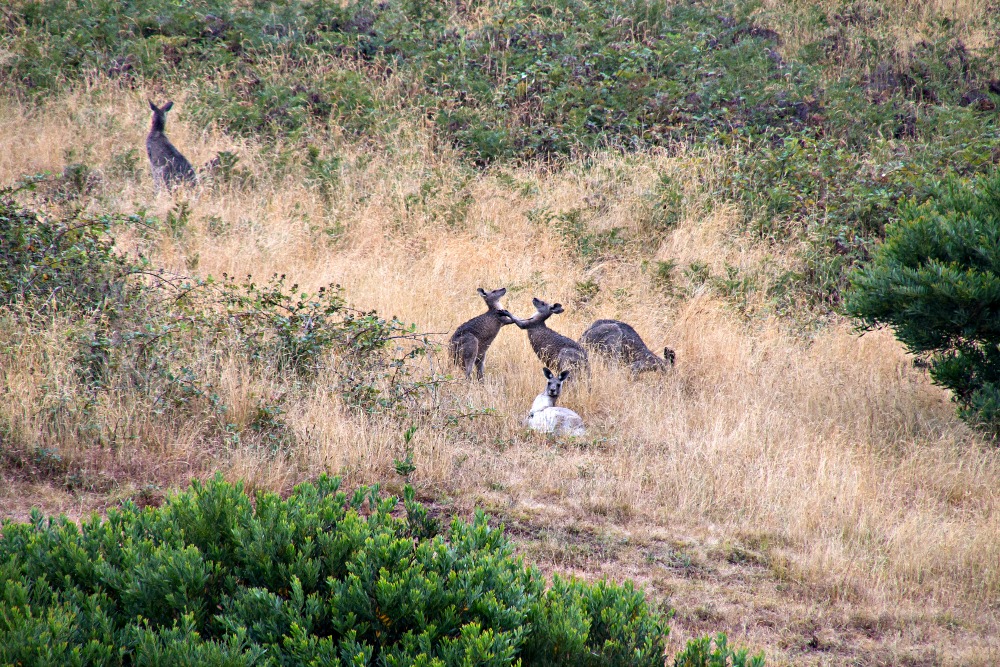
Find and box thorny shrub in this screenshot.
[0,191,441,475]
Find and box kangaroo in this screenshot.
[449,287,515,380]
[526,367,585,436]
[580,319,675,375]
[508,298,589,374]
[146,100,197,191]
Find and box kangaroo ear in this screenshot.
[552,303,565,314]
[559,370,571,381]
[162,101,174,112]
[532,297,543,309]
[148,100,158,112]
[543,367,554,379]
[477,287,487,297]
[496,287,507,296]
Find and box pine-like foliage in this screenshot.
[0,475,679,666]
[846,171,1000,435]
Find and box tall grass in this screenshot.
[1,85,999,664]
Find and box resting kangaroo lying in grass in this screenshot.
[580,319,675,375]
[526,367,585,436]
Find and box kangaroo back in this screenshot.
[581,319,673,373]
[528,327,588,372]
[147,100,197,190]
[527,407,586,436]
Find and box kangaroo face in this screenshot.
[542,367,571,400]
[478,287,507,310]
[530,298,565,318]
[477,287,515,325]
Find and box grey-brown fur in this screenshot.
[508,298,589,373]
[449,287,515,380]
[580,319,675,374]
[147,100,196,191]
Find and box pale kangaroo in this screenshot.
[580,319,675,374]
[146,100,197,191]
[508,298,589,374]
[526,367,585,436]
[449,287,515,380]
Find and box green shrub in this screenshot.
[845,171,1000,436]
[1,0,813,154]
[0,475,713,666]
[673,633,764,667]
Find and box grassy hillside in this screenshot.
[2,0,1000,664]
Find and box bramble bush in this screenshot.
[0,179,138,314]
[0,190,440,476]
[0,474,754,666]
[846,171,1000,437]
[1,0,806,155]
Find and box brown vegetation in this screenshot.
[1,84,999,665]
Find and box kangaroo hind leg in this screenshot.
[455,335,479,380]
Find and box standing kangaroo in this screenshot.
[146,100,197,191]
[526,367,585,436]
[449,287,515,380]
[508,298,589,374]
[580,319,675,374]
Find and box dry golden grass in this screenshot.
[2,86,1000,664]
[757,0,996,79]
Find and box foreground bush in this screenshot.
[673,634,764,667]
[846,171,1000,436]
[0,475,685,666]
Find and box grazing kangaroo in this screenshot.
[508,298,589,374]
[449,287,515,380]
[146,100,197,191]
[526,367,586,436]
[580,319,675,374]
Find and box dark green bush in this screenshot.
[845,171,1000,436]
[0,475,696,666]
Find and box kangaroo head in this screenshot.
[542,367,571,401]
[148,100,174,133]
[631,348,676,376]
[477,287,515,324]
[530,297,565,319]
[477,287,507,310]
